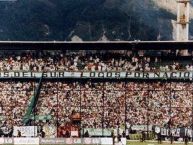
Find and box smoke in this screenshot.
[152,0,193,19]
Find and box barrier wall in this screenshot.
[0,137,127,145]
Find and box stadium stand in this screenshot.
[0,50,191,72]
[0,42,192,144]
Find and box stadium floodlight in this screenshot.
[176,0,190,41]
[176,0,190,55]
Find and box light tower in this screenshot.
[176,0,190,41]
[176,0,190,55]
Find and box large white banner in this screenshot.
[160,128,192,137]
[13,126,37,137]
[0,71,192,79]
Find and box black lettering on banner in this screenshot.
[98,72,104,78]
[2,71,193,79]
[179,72,182,78]
[176,129,180,137]
[59,72,64,78]
[174,129,180,137]
[143,72,149,79]
[4,72,9,77]
[167,129,170,136]
[14,72,20,77]
[43,72,47,77]
[126,72,132,78]
[90,72,95,78]
[184,72,190,78]
[171,72,177,78]
[80,72,83,77]
[31,72,33,77]
[23,72,29,77]
[115,72,120,78]
[107,72,112,78]
[162,72,168,78]
[134,72,140,78]
[154,72,160,78]
[161,129,164,136]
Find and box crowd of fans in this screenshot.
[33,81,193,137]
[126,82,193,128]
[0,50,192,138]
[0,50,191,72]
[0,81,35,136]
[0,81,192,137]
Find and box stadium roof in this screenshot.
[0,41,193,50]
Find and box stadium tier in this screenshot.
[0,42,193,143]
[0,49,191,72]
